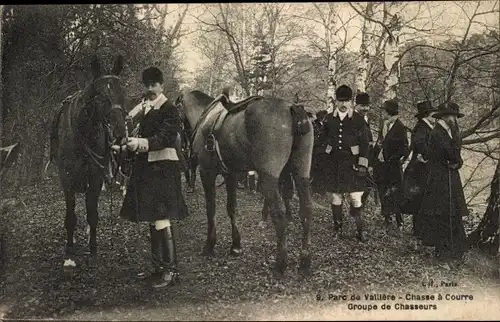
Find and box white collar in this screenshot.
[385,115,398,125]
[147,93,168,110]
[333,107,353,118]
[422,118,434,129]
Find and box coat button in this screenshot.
[338,140,342,143]
[339,134,342,138]
[339,128,343,132]
[339,147,342,149]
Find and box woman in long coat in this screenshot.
[118,66,189,289]
[402,101,436,239]
[419,102,468,265]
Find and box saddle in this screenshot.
[219,94,263,114]
[191,94,263,174]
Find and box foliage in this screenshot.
[1,4,187,185]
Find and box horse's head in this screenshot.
[89,55,127,146]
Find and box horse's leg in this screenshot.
[188,157,198,193]
[288,126,314,276]
[260,199,269,227]
[200,167,217,257]
[85,176,102,260]
[293,173,313,276]
[259,172,287,277]
[224,172,242,256]
[280,170,294,223]
[63,189,77,273]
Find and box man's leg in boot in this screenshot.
[153,219,179,289]
[331,193,344,238]
[138,224,163,281]
[349,192,365,242]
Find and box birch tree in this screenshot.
[355,3,374,94]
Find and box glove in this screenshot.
[111,144,128,153]
[127,137,149,153]
[416,154,428,163]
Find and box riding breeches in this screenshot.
[332,192,364,208]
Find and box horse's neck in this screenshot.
[73,90,103,143]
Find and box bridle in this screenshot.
[73,74,129,184]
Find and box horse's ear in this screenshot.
[112,55,124,76]
[90,55,101,78]
[174,95,182,106]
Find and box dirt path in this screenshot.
[0,179,499,320]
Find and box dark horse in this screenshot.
[50,55,127,274]
[175,89,314,277]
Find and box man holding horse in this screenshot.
[322,84,370,242]
[116,66,189,289]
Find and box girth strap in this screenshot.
[205,106,230,174]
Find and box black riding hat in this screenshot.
[142,67,164,85]
[381,99,399,115]
[415,100,437,118]
[355,92,370,105]
[433,102,464,119]
[335,85,353,102]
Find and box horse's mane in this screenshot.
[188,90,215,109]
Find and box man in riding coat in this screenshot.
[401,100,436,242]
[322,85,370,242]
[354,92,376,206]
[116,66,189,289]
[418,102,468,268]
[373,99,409,233]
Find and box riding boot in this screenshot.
[153,225,179,289]
[361,190,370,209]
[350,206,365,242]
[137,225,163,280]
[331,204,343,238]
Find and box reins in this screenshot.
[64,74,129,247]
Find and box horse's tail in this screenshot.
[289,104,311,137]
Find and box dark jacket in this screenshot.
[319,108,370,193]
[373,118,410,214]
[120,95,189,222]
[402,119,433,218]
[419,121,468,256]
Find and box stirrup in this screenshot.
[205,134,215,152]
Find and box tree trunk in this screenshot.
[355,3,373,94]
[468,160,500,255]
[325,11,336,111]
[0,5,4,154]
[382,30,400,102]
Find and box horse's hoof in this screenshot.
[356,232,367,243]
[230,247,242,257]
[298,265,312,277]
[62,258,76,276]
[272,264,286,280]
[201,248,215,258]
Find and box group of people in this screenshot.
[111,65,469,289]
[311,84,469,268]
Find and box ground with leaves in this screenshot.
[0,177,499,320]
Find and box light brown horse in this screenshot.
[175,89,314,277]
